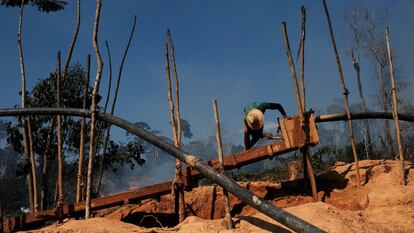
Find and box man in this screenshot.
[244,102,287,150]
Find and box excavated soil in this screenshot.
[22,159,414,233]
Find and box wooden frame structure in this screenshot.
[0,110,320,232]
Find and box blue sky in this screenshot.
[0,0,413,145]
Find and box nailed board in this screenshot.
[279,113,319,148]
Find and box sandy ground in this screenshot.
[22,159,414,233]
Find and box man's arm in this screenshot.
[264,103,287,117]
[244,123,251,150]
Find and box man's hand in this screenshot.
[263,133,275,140]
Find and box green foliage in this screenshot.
[311,146,337,174]
[6,63,146,171]
[1,0,67,12]
[7,64,93,160]
[105,140,145,172]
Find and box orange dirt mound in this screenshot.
[21,159,414,233]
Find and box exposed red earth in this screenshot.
[22,159,414,233]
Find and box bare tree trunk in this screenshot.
[56,52,64,211]
[164,42,181,217]
[27,118,39,213]
[93,41,112,194]
[62,0,81,79]
[212,98,233,229]
[102,41,113,114]
[281,21,318,201]
[322,0,362,186]
[92,41,112,193]
[76,54,91,203]
[299,6,306,113]
[378,66,394,157]
[85,0,104,219]
[25,138,34,212]
[57,0,81,204]
[17,1,34,212]
[352,51,373,159]
[298,6,315,195]
[164,43,178,144]
[40,118,55,210]
[167,29,186,223]
[385,27,406,185]
[96,16,136,195]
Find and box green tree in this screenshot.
[6,64,146,209]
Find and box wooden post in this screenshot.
[351,50,373,159]
[167,29,186,222]
[322,0,362,186]
[95,16,136,195]
[212,98,233,229]
[385,27,406,185]
[164,41,185,222]
[299,6,306,113]
[85,0,104,219]
[298,6,313,195]
[281,21,318,201]
[17,1,35,213]
[62,0,81,80]
[56,51,64,211]
[76,54,90,203]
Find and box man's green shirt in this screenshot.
[243,102,286,120]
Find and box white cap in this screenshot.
[246,109,264,130]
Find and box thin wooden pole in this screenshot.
[281,21,318,201]
[56,51,64,211]
[164,41,184,222]
[213,98,233,229]
[27,117,39,212]
[385,27,406,185]
[167,30,182,146]
[322,0,362,186]
[93,41,112,194]
[282,22,302,114]
[351,50,373,159]
[86,0,104,219]
[62,0,81,79]
[299,6,306,112]
[298,6,312,194]
[17,1,35,213]
[96,16,136,195]
[102,41,113,113]
[167,29,186,222]
[76,54,90,203]
[164,43,178,143]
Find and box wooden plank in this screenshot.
[6,181,172,231]
[182,140,294,185]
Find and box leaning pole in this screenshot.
[0,107,325,233]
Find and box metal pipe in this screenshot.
[315,112,414,123]
[0,107,325,233]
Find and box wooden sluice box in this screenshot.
[278,113,319,148]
